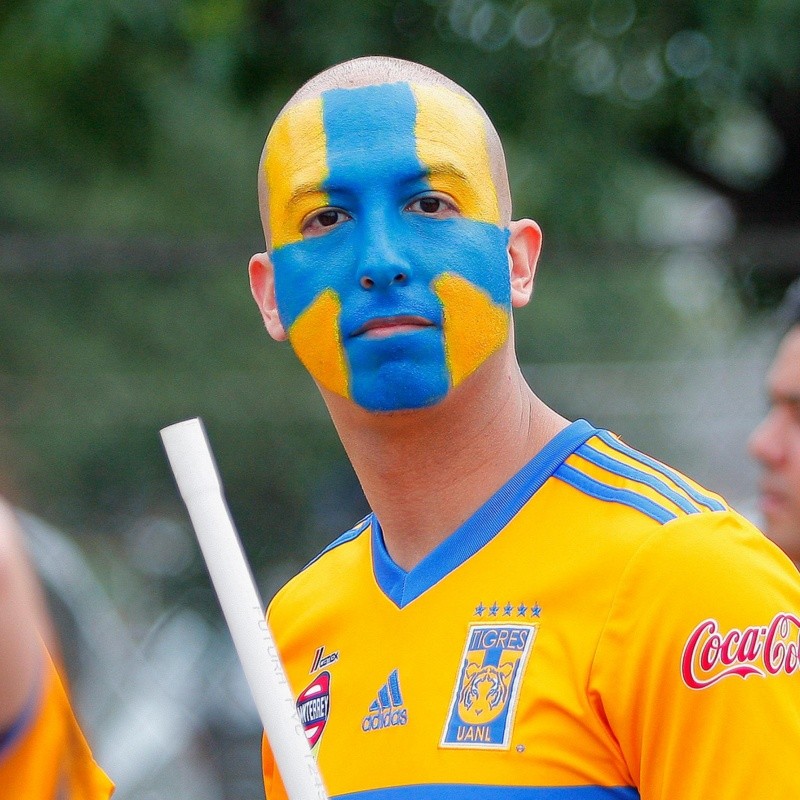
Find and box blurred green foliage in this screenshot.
[3,0,800,238]
[1,0,797,572]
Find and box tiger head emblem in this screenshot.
[457,660,515,724]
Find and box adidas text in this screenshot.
[362,708,408,731]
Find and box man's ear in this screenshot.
[249,253,288,341]
[507,218,542,309]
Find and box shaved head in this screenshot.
[257,56,513,247]
[249,55,542,414]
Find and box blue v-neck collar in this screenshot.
[371,419,598,608]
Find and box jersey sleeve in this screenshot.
[261,731,289,800]
[0,646,114,799]
[589,509,800,798]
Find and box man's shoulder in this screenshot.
[554,427,730,527]
[604,503,800,633]
[268,515,373,615]
[303,514,373,571]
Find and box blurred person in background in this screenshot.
[249,56,800,799]
[0,497,113,798]
[749,278,800,568]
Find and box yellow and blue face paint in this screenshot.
[265,81,511,412]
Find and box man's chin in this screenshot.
[345,340,451,412]
[352,384,449,414]
[761,516,800,563]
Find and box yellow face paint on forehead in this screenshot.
[264,96,329,249]
[411,84,501,225]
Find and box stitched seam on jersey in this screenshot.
[585,525,666,777]
[595,431,725,512]
[303,514,372,570]
[374,419,600,608]
[577,443,701,516]
[554,464,678,524]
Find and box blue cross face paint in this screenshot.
[264,81,511,412]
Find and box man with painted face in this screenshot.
[249,57,800,800]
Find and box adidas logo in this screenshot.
[361,669,408,732]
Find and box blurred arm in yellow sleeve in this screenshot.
[0,498,114,799]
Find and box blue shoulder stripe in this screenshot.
[334,784,639,800]
[577,443,701,515]
[304,514,372,570]
[555,463,677,524]
[596,431,726,512]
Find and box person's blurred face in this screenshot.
[748,326,800,566]
[261,81,512,413]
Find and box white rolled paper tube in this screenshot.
[160,418,327,800]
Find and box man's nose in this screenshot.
[355,213,412,290]
[748,411,784,467]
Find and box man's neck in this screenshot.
[322,352,568,571]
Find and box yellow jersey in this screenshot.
[0,648,113,799]
[263,419,800,799]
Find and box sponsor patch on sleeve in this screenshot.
[681,613,800,689]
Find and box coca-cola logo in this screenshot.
[681,613,800,689]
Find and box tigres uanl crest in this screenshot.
[441,623,537,749]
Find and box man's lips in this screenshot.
[758,479,789,518]
[759,488,787,517]
[351,315,436,339]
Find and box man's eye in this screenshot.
[303,208,350,236]
[318,210,341,227]
[406,195,457,216]
[419,197,443,213]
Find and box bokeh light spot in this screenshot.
[470,1,513,51]
[513,3,554,48]
[666,30,713,78]
[618,50,664,101]
[590,0,636,37]
[573,39,616,95]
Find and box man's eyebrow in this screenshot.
[423,161,470,182]
[286,182,328,209]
